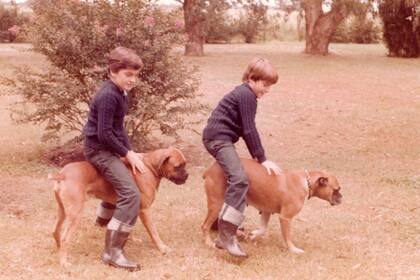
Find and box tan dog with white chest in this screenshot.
[48,147,188,267]
[201,158,342,254]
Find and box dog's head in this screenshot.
[157,147,188,185]
[309,173,342,206]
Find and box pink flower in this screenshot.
[94,21,107,34]
[174,18,184,30]
[144,16,156,27]
[8,25,20,36]
[116,27,124,37]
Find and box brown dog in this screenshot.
[201,158,342,254]
[48,147,188,267]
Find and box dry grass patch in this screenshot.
[0,42,419,279]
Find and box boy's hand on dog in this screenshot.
[261,160,282,175]
[126,150,146,174]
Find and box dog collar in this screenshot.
[304,170,313,199]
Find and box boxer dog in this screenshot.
[48,147,188,267]
[201,158,342,254]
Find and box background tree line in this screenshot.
[1,0,419,163]
[2,0,420,56]
[179,0,420,56]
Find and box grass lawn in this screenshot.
[0,42,419,279]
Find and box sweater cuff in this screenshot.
[115,146,129,157]
[256,154,266,164]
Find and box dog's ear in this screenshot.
[158,151,171,170]
[316,177,329,187]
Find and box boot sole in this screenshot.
[215,241,248,258]
[102,259,141,271]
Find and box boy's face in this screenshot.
[110,68,140,92]
[250,79,272,99]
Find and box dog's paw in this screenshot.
[248,229,266,241]
[60,260,72,268]
[158,244,172,255]
[236,228,247,240]
[205,239,216,248]
[129,236,143,244]
[288,246,304,254]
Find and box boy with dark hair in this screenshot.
[203,57,282,258]
[83,47,145,270]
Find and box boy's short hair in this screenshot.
[107,47,143,73]
[242,57,278,85]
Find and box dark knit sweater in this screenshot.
[83,80,131,157]
[203,83,266,163]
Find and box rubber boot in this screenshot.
[102,229,140,271]
[215,219,247,258]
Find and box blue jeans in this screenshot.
[203,139,249,213]
[84,147,140,226]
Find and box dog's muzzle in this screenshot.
[330,191,342,206]
[169,171,189,185]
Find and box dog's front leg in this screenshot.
[249,212,271,240]
[279,216,304,254]
[139,208,171,254]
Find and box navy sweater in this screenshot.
[203,83,266,163]
[83,80,131,157]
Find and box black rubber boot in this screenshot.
[102,230,141,271]
[95,217,110,227]
[215,219,247,258]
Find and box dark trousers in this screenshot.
[84,147,140,226]
[203,139,249,213]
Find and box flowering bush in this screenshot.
[5,0,205,150]
[0,1,29,42]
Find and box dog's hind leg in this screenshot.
[201,208,220,248]
[202,176,225,248]
[249,212,271,240]
[58,188,85,267]
[53,186,65,249]
[201,196,223,248]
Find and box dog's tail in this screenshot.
[48,173,65,182]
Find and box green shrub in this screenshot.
[205,1,236,43]
[3,0,205,151]
[260,12,284,41]
[332,20,352,43]
[351,16,382,44]
[332,15,382,44]
[379,0,419,57]
[235,2,268,43]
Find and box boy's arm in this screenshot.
[97,94,129,157]
[238,91,266,163]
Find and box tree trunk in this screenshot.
[183,0,206,56]
[304,0,348,55]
